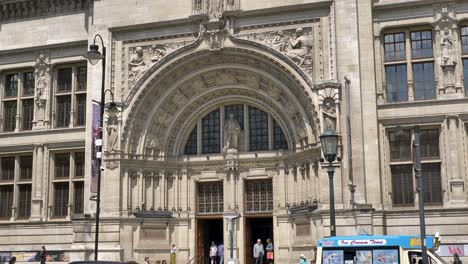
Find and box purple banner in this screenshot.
[91,102,101,194]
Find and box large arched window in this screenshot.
[184,104,288,155]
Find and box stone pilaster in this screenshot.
[31,143,45,221]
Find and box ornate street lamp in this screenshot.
[320,129,339,237]
[85,34,117,261]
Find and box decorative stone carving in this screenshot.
[314,80,341,133]
[203,20,228,50]
[0,0,88,22]
[107,115,119,152]
[223,114,241,151]
[433,3,461,95]
[208,0,223,20]
[33,51,51,129]
[239,28,314,77]
[322,98,336,131]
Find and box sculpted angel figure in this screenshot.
[224,114,241,150]
[286,28,311,64]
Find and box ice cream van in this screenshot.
[316,235,445,264]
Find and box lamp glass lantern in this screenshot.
[85,44,104,65]
[320,129,339,162]
[106,102,119,118]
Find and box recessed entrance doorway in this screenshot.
[196,218,224,264]
[245,217,273,264]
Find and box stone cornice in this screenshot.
[0,0,90,22]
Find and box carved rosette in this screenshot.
[33,50,51,129]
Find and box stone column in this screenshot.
[31,144,45,221]
[445,115,467,206]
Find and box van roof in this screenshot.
[317,235,434,249]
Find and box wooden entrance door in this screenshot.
[197,220,204,264]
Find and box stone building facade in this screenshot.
[0,0,468,263]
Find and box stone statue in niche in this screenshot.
[209,0,223,20]
[440,29,457,89]
[106,115,118,152]
[224,114,241,151]
[33,51,51,129]
[322,98,337,131]
[286,28,312,64]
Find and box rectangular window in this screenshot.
[73,182,84,215]
[202,109,220,154]
[413,62,435,100]
[411,31,433,59]
[55,153,70,178]
[20,156,33,180]
[5,74,18,98]
[0,185,13,219]
[389,130,411,161]
[18,184,31,218]
[385,64,408,102]
[76,94,86,126]
[464,59,468,95]
[197,181,223,214]
[57,95,71,127]
[461,26,468,54]
[53,182,69,217]
[22,99,34,130]
[384,33,406,61]
[75,152,85,178]
[245,180,273,213]
[76,66,87,91]
[422,163,442,204]
[249,106,269,151]
[390,165,414,205]
[3,101,17,132]
[22,72,35,96]
[57,68,72,92]
[1,157,15,181]
[420,129,439,159]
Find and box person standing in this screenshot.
[453,253,462,264]
[299,254,308,264]
[217,242,224,264]
[265,238,273,264]
[40,246,47,264]
[170,244,177,264]
[8,256,16,264]
[144,257,150,264]
[210,241,218,264]
[253,239,264,264]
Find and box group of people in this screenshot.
[253,238,274,264]
[209,241,225,264]
[8,246,47,264]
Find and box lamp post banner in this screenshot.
[91,101,101,194]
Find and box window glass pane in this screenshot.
[1,157,15,181]
[420,129,439,159]
[57,68,72,92]
[18,184,32,218]
[202,109,220,154]
[461,26,468,54]
[384,32,406,61]
[385,64,408,102]
[391,165,414,205]
[244,180,273,213]
[54,182,69,217]
[3,101,17,132]
[55,153,70,178]
[75,152,85,178]
[20,156,33,180]
[5,74,18,97]
[273,120,288,150]
[57,95,71,127]
[413,62,435,100]
[464,59,468,96]
[249,106,269,151]
[422,163,442,204]
[23,72,35,96]
[197,181,223,214]
[411,31,433,58]
[74,182,84,214]
[22,99,34,130]
[389,130,411,161]
[76,94,86,126]
[76,66,87,91]
[184,127,198,155]
[0,185,13,219]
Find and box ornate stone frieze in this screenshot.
[126,42,188,90]
[238,27,314,77]
[33,50,51,130]
[0,0,89,22]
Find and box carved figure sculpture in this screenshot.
[129,47,149,86]
[224,114,241,150]
[209,0,223,20]
[266,31,287,51]
[107,118,118,152]
[322,98,337,131]
[286,28,311,65]
[441,29,456,67]
[150,45,166,63]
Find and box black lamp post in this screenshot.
[320,129,339,237]
[85,34,118,261]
